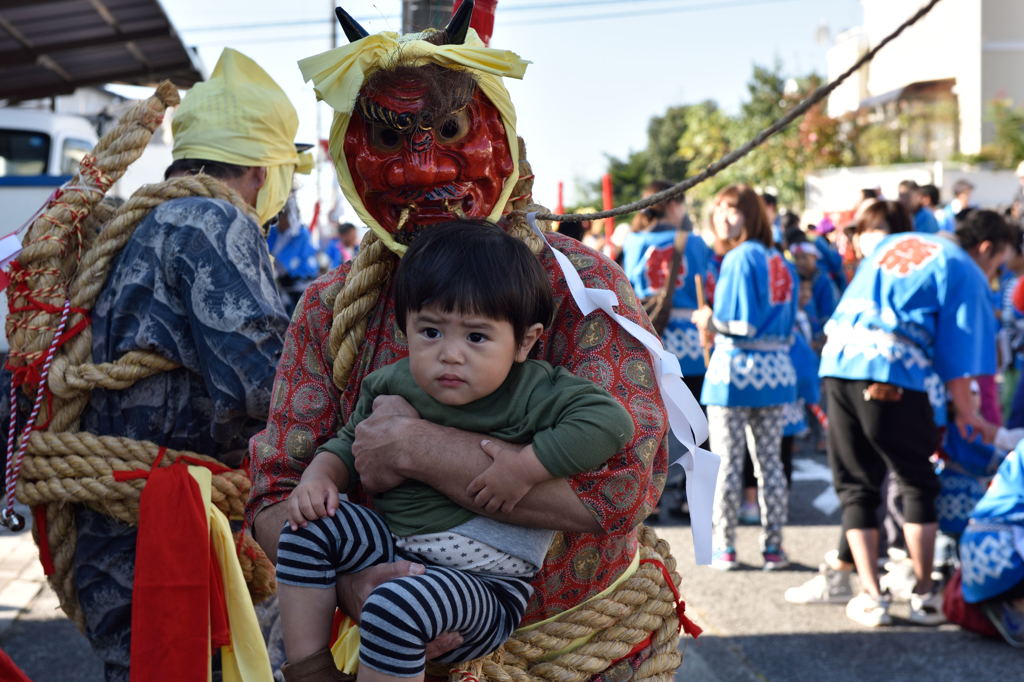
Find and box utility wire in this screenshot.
[179,0,792,33]
[188,0,800,46]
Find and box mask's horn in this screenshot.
[335,6,370,43]
[444,0,474,45]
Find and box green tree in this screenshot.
[973,99,1024,168]
[587,62,854,213]
[645,106,691,182]
[674,100,736,204]
[729,63,805,207]
[579,148,650,213]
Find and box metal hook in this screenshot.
[0,507,25,532]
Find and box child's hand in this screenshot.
[466,440,551,514]
[286,476,340,530]
[467,458,531,514]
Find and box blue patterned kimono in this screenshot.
[84,196,290,455]
[701,241,796,407]
[819,233,995,401]
[622,228,714,377]
[961,444,1024,603]
[75,196,290,679]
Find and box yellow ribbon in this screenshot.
[187,466,273,682]
[299,29,529,254]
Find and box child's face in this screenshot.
[794,251,818,279]
[798,280,813,308]
[406,305,543,406]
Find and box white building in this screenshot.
[827,0,1024,159]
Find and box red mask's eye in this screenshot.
[437,110,470,144]
[370,123,403,152]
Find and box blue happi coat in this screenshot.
[938,424,1004,536]
[960,443,1024,603]
[622,228,715,377]
[819,233,995,416]
[701,240,796,407]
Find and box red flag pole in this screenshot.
[555,181,564,215]
[602,173,615,257]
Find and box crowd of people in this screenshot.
[568,176,1024,646]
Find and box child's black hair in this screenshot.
[393,220,554,344]
[956,209,1017,252]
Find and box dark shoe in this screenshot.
[982,599,1024,648]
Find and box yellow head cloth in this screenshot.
[173,48,314,225]
[298,28,528,255]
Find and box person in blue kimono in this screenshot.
[811,221,847,294]
[787,231,838,347]
[740,255,814,525]
[622,181,713,400]
[820,207,1013,628]
[960,441,1024,647]
[937,381,1015,540]
[267,194,321,313]
[692,184,796,572]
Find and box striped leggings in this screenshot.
[276,499,532,676]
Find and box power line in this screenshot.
[178,0,772,34]
[189,0,799,46]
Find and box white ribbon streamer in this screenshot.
[528,214,720,564]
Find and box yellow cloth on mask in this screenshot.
[187,466,273,682]
[298,29,528,255]
[173,48,313,225]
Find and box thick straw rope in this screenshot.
[445,527,683,682]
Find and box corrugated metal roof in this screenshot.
[0,0,202,102]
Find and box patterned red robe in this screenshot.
[247,232,668,624]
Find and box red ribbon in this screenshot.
[639,558,703,638]
[33,504,55,575]
[120,447,232,681]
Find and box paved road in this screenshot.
[1,449,1020,681]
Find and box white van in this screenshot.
[0,108,99,230]
[0,109,99,354]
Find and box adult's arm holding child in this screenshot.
[466,368,635,513]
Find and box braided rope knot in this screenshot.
[48,351,181,398]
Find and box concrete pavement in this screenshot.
[2,450,1021,681]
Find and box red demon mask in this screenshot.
[343,74,514,236]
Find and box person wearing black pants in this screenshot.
[817,207,1011,626]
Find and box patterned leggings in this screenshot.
[276,500,532,676]
[708,404,788,550]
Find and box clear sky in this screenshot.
[159,0,865,216]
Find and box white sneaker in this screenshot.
[879,559,916,602]
[846,591,892,627]
[908,590,946,625]
[785,561,854,604]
